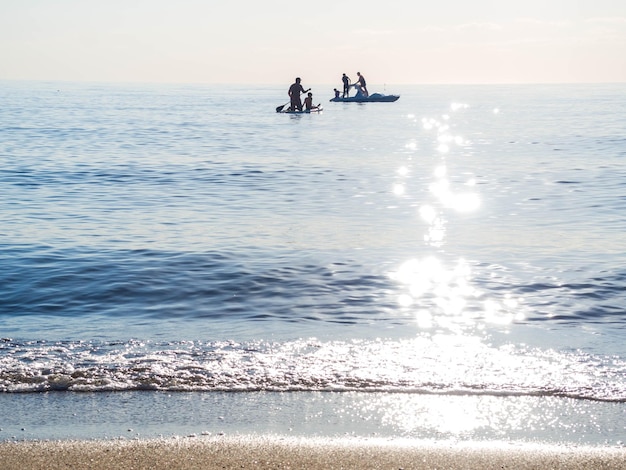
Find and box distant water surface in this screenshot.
[0,81,625,442]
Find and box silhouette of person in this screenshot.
[304,92,320,111]
[356,72,368,97]
[288,78,310,112]
[342,73,351,98]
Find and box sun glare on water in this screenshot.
[391,103,523,332]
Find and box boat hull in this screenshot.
[330,94,399,103]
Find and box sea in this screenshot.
[0,80,625,445]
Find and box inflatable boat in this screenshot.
[330,93,399,103]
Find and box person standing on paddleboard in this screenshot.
[288,78,310,112]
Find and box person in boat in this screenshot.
[333,88,341,99]
[341,73,351,98]
[288,77,310,112]
[356,72,368,97]
[303,92,320,111]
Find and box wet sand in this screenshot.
[1,436,625,470]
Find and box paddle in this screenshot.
[276,102,289,113]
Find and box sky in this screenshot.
[1,0,625,85]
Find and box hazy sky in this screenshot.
[1,0,625,84]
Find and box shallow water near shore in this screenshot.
[1,391,625,446]
[1,81,625,444]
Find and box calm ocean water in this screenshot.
[1,81,625,442]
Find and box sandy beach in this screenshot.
[1,436,625,470]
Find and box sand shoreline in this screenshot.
[1,436,625,470]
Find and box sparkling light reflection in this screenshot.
[429,165,481,213]
[391,254,525,330]
[392,183,405,196]
[451,102,469,112]
[392,105,525,331]
[353,393,615,442]
[392,257,472,329]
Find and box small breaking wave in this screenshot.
[1,337,624,402]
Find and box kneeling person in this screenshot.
[304,92,320,111]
